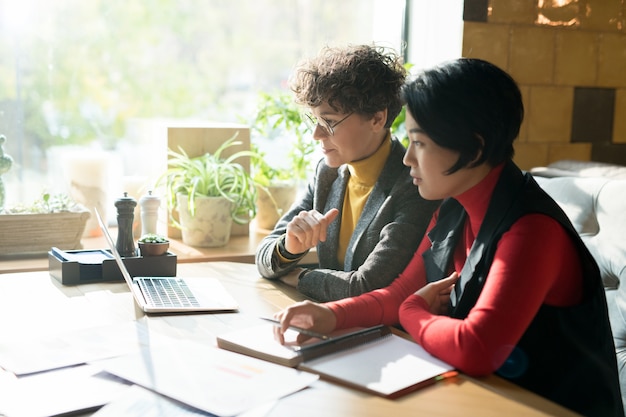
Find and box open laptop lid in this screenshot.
[94,208,239,314]
[94,208,148,309]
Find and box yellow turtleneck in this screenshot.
[337,133,391,265]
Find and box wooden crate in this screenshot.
[0,209,90,255]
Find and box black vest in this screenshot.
[422,161,623,417]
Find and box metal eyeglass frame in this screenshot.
[304,112,353,136]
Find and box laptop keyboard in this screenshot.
[138,277,200,308]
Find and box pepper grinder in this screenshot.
[115,192,137,257]
[139,190,161,236]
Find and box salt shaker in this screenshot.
[139,190,161,236]
[115,192,137,257]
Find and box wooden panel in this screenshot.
[509,26,555,85]
[462,22,510,71]
[571,87,615,144]
[527,86,574,143]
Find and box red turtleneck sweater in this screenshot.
[328,165,583,375]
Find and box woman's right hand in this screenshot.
[284,208,339,254]
[273,300,337,344]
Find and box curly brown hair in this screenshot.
[289,44,406,128]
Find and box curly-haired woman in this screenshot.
[255,44,440,302]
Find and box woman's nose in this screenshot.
[402,148,412,167]
[311,124,329,141]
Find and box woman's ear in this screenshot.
[371,109,388,131]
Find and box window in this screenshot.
[0,0,461,214]
[406,0,464,70]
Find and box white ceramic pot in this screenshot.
[176,194,234,247]
[255,183,297,230]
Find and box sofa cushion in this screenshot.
[534,176,626,290]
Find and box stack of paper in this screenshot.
[93,340,318,416]
[0,320,319,417]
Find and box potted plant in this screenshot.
[249,91,316,230]
[0,191,91,255]
[157,134,258,247]
[137,233,170,256]
[0,135,90,255]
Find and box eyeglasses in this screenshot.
[304,112,353,136]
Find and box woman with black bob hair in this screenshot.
[402,58,523,173]
[271,58,624,417]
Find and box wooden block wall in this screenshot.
[462,0,626,170]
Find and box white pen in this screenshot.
[260,317,331,340]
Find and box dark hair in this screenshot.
[290,44,407,128]
[402,58,524,174]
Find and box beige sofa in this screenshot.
[531,159,626,180]
[533,172,626,410]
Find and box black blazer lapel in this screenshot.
[317,166,348,266]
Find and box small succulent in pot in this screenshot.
[138,233,170,256]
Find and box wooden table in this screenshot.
[0,262,579,417]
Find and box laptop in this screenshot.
[95,208,239,314]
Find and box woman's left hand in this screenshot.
[415,271,459,315]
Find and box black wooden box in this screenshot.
[48,248,177,285]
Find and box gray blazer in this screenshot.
[255,138,440,302]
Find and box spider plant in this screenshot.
[157,134,258,225]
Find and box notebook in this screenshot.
[216,322,456,399]
[95,208,239,314]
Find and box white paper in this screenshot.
[0,321,163,375]
[93,384,277,417]
[0,365,129,417]
[302,334,454,396]
[94,340,318,417]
